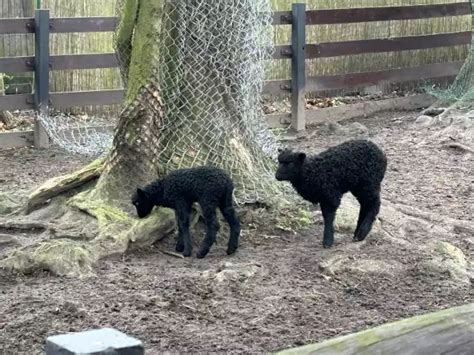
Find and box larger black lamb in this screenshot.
[276,139,387,248]
[132,166,240,258]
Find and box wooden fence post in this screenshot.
[291,3,306,132]
[34,8,50,148]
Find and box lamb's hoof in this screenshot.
[226,247,237,255]
[323,242,333,249]
[196,249,209,259]
[175,243,184,252]
[182,249,192,257]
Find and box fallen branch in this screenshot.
[157,248,184,259]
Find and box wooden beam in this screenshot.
[272,3,472,25]
[0,53,119,73]
[0,18,35,34]
[0,130,34,149]
[266,113,291,128]
[0,56,34,73]
[0,17,118,35]
[272,32,472,59]
[0,94,34,110]
[264,94,436,129]
[50,89,125,108]
[306,93,436,126]
[51,53,119,70]
[307,32,472,59]
[275,303,474,355]
[49,17,118,33]
[262,61,463,95]
[306,61,464,92]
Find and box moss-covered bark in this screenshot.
[116,0,164,104]
[275,303,474,355]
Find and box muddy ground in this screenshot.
[0,110,472,354]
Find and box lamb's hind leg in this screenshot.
[196,202,219,259]
[220,207,240,256]
[220,187,240,255]
[354,192,381,242]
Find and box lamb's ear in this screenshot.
[297,152,306,162]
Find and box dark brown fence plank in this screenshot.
[262,79,291,95]
[0,94,34,110]
[306,3,472,25]
[49,17,118,33]
[308,32,472,58]
[262,61,463,95]
[272,3,471,25]
[273,32,471,59]
[50,89,124,108]
[0,53,119,73]
[51,53,118,70]
[0,56,34,72]
[0,18,35,34]
[0,17,118,34]
[0,131,34,149]
[306,61,464,92]
[273,11,292,25]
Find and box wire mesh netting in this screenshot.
[39,0,282,204]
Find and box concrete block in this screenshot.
[45,328,144,355]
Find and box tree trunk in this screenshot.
[275,303,474,355]
[0,0,282,276]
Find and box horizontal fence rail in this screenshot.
[273,32,472,59]
[262,61,465,95]
[273,2,471,25]
[0,53,119,72]
[0,16,118,34]
[50,89,124,108]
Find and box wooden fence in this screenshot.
[0,2,471,147]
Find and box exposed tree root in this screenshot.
[445,141,474,154]
[26,157,106,213]
[387,201,474,235]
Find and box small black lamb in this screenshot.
[276,139,387,248]
[132,166,241,258]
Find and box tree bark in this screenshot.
[275,303,474,355]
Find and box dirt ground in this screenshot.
[0,110,472,354]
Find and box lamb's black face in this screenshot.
[132,188,154,218]
[275,149,306,182]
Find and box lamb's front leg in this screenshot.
[175,202,193,257]
[320,201,339,248]
[175,213,184,252]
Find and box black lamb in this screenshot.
[132,166,241,258]
[275,139,387,248]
